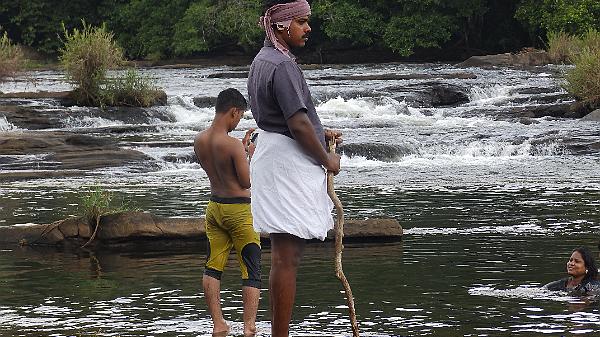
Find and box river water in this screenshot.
[0,63,599,336]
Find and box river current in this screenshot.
[0,63,599,336]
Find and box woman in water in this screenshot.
[544,246,600,295]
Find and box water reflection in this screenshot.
[1,234,600,336]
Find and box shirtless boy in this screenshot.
[194,88,261,336]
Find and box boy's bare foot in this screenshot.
[212,319,229,336]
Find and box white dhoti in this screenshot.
[250,130,334,241]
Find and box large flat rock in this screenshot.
[0,212,402,248]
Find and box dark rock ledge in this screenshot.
[0,212,403,249]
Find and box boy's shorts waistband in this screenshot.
[210,195,251,204]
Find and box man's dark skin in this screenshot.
[266,12,342,337]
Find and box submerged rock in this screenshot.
[387,82,470,107]
[0,212,403,249]
[339,143,415,162]
[0,131,154,172]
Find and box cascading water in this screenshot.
[0,64,599,336]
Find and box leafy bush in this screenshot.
[60,21,124,105]
[565,48,600,102]
[546,31,582,64]
[103,69,163,107]
[581,28,600,54]
[0,31,25,81]
[79,185,137,248]
[60,21,163,107]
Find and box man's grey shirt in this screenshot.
[248,40,326,148]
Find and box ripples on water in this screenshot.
[1,64,600,335]
[1,236,600,336]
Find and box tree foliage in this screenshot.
[516,0,600,36]
[172,0,262,56]
[2,0,600,60]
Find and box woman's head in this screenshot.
[567,247,598,282]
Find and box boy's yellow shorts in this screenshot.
[203,196,261,288]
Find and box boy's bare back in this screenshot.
[194,129,250,198]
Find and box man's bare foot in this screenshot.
[212,319,229,336]
[243,325,257,337]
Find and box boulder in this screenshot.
[0,223,65,246]
[97,212,163,240]
[387,82,470,107]
[458,50,552,68]
[0,212,402,249]
[326,218,403,240]
[193,96,217,108]
[581,109,600,121]
[153,215,204,237]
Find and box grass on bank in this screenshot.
[60,21,163,107]
[547,29,600,103]
[0,31,25,81]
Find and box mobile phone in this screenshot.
[250,133,259,143]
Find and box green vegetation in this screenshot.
[0,31,24,81]
[546,31,581,64]
[546,29,600,103]
[564,30,600,103]
[60,21,163,107]
[79,185,137,248]
[172,0,263,57]
[516,0,600,37]
[1,1,600,60]
[60,22,124,106]
[103,69,163,107]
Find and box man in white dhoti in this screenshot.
[247,1,341,336]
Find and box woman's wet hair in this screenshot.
[263,0,298,12]
[573,246,599,282]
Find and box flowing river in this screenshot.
[0,63,599,336]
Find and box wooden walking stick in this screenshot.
[326,139,360,337]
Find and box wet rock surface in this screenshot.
[0,131,154,172]
[387,82,470,107]
[0,212,403,249]
[457,50,552,68]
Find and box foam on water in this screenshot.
[404,223,549,236]
[468,285,579,303]
[168,95,214,124]
[340,140,566,168]
[0,116,19,131]
[317,96,409,119]
[420,140,566,158]
[468,85,514,105]
[62,115,125,128]
[133,145,200,171]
